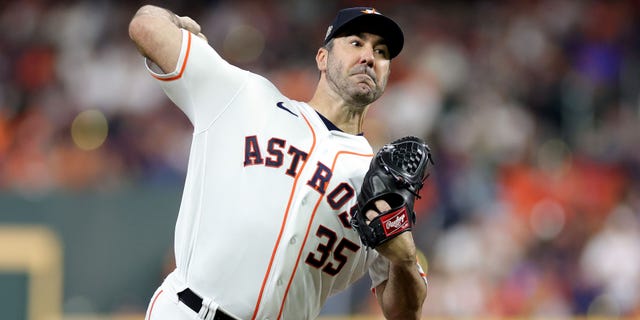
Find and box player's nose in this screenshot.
[358,45,375,67]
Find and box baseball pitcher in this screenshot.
[129,5,432,320]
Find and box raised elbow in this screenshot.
[128,5,166,46]
[128,9,150,44]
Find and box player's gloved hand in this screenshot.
[351,136,433,249]
[363,200,419,263]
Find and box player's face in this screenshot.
[324,33,391,107]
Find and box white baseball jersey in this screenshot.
[143,30,426,320]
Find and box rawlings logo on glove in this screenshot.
[381,209,409,236]
[351,136,433,249]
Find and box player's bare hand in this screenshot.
[176,16,208,42]
[365,200,417,264]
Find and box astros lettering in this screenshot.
[243,134,357,214]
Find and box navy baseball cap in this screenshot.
[323,7,404,59]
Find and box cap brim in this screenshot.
[327,14,404,59]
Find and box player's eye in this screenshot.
[374,47,390,59]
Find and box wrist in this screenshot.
[389,255,418,267]
[375,232,417,263]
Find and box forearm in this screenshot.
[379,260,427,320]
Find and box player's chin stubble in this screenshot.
[326,57,385,107]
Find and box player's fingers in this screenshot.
[365,200,391,221]
[177,16,201,34]
[375,199,391,212]
[365,210,376,223]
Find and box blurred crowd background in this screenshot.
[1,0,640,318]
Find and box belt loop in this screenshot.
[200,296,219,320]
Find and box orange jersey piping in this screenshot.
[250,113,317,320]
[152,31,192,82]
[276,150,373,319]
[146,289,163,320]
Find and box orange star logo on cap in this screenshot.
[361,8,381,15]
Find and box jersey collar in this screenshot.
[315,111,364,136]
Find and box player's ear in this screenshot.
[316,47,328,71]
